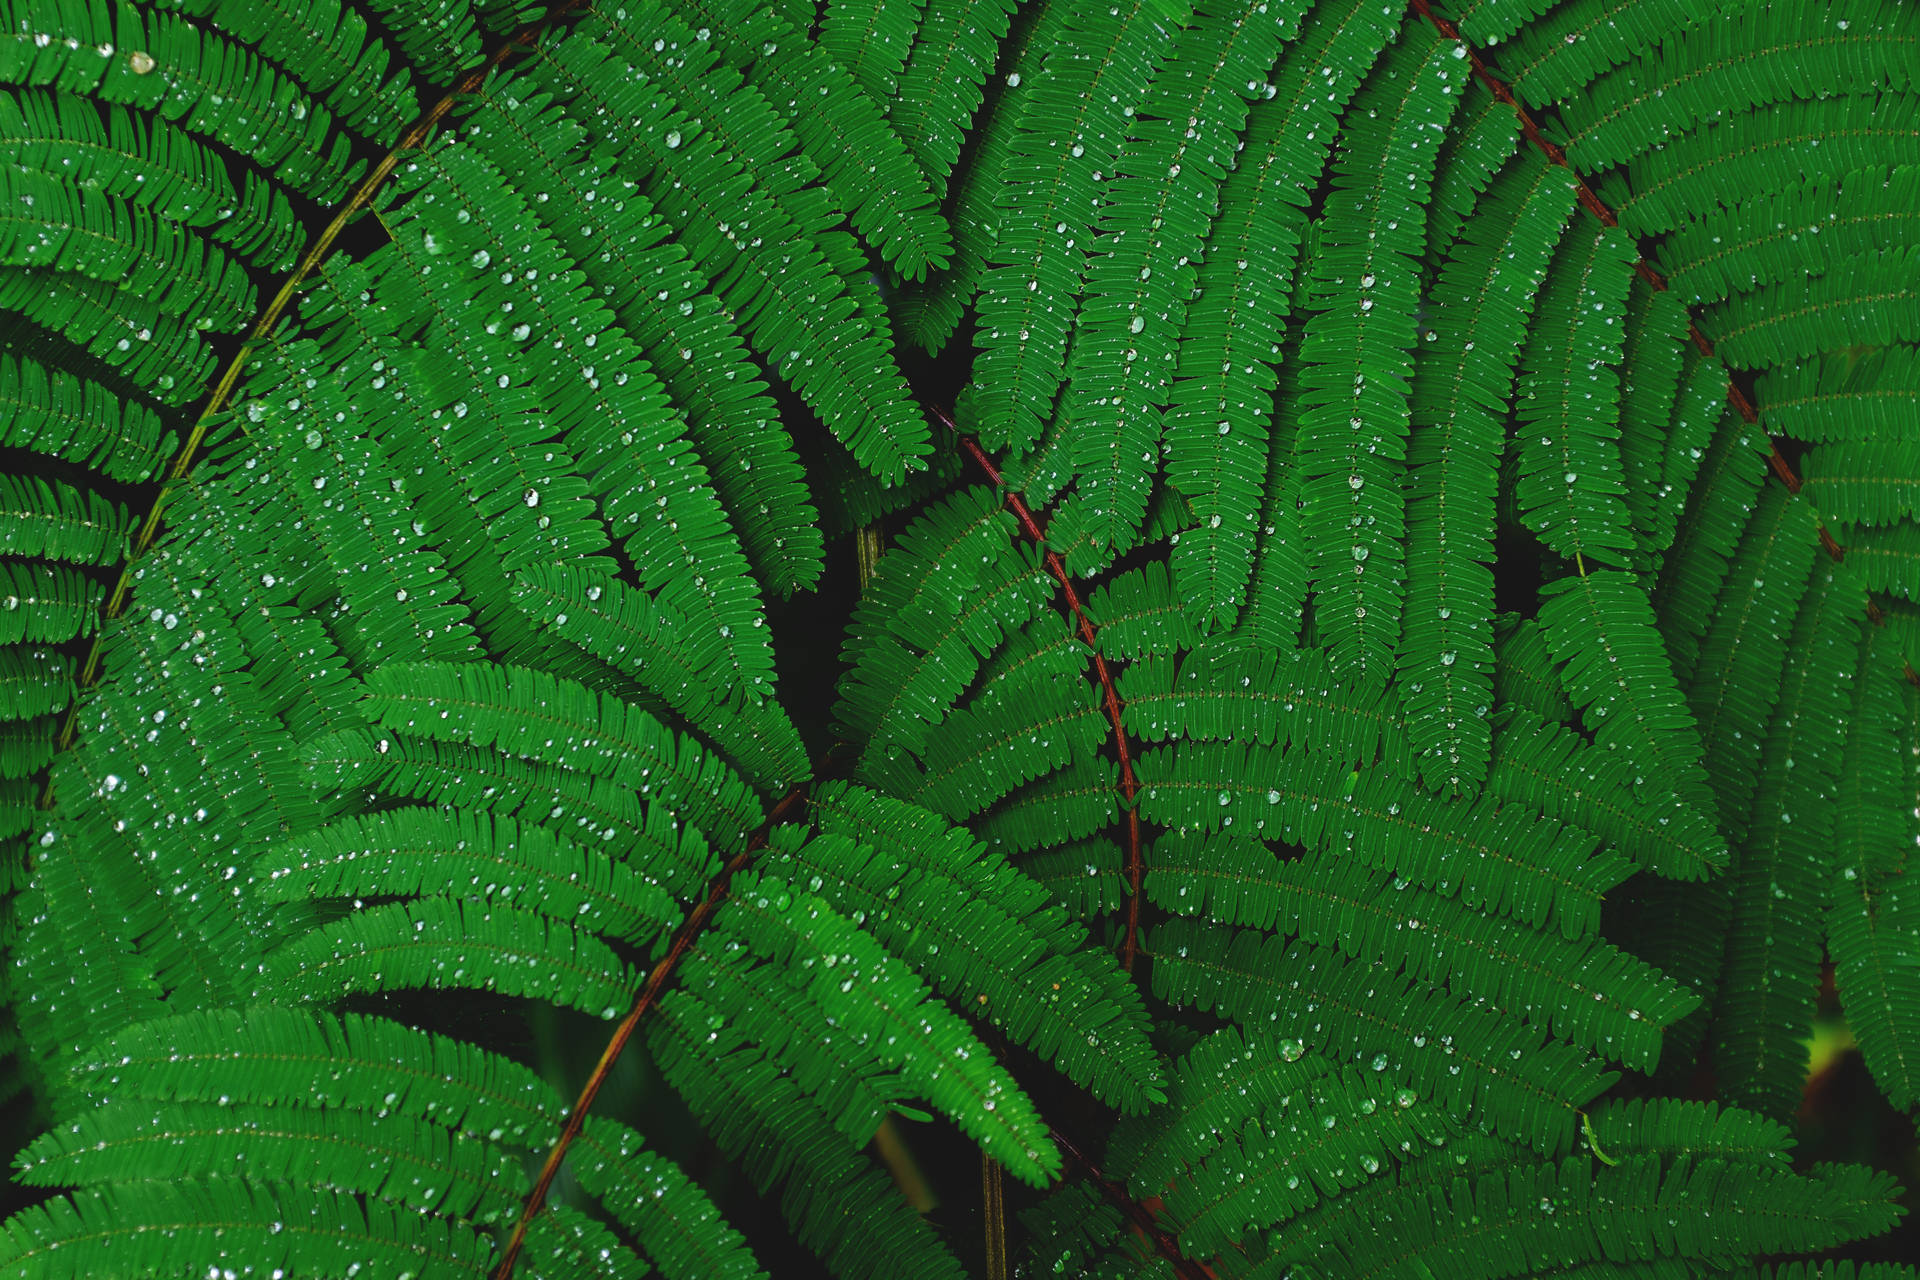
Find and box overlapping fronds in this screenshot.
[2,0,1917,1277]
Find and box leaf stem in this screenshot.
[491,784,811,1279]
[944,414,1146,973]
[1049,1125,1216,1280]
[1408,0,1918,686]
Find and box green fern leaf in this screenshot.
[361,660,766,849]
[1166,0,1399,630]
[0,88,302,272]
[1712,560,1855,1118]
[803,781,1165,1111]
[1297,24,1468,682]
[970,0,1192,454]
[1513,221,1638,570]
[648,997,970,1280]
[1400,155,1575,791]
[721,869,1062,1182]
[1148,921,1613,1153]
[17,1098,524,1221]
[1483,711,1727,880]
[665,0,954,278]
[1538,568,1712,813]
[1146,831,1697,1069]
[1137,736,1628,939]
[72,1005,566,1146]
[0,1182,495,1278]
[1758,345,1920,444]
[573,1117,769,1279]
[1803,439,1920,526]
[1054,0,1304,558]
[257,806,681,944]
[1830,624,1920,1110]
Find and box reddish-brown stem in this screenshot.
[946,421,1146,973]
[1408,0,1920,684]
[1050,1126,1215,1280]
[491,785,810,1280]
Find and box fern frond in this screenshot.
[1662,163,1920,309]
[573,1117,769,1279]
[1054,0,1305,559]
[871,663,1109,822]
[1804,439,1920,525]
[1613,93,1920,237]
[166,0,421,138]
[1018,838,1129,922]
[0,269,213,404]
[72,1005,566,1146]
[1155,1049,1449,1260]
[1829,625,1920,1110]
[524,29,931,482]
[1483,711,1727,880]
[1615,280,1695,564]
[1297,24,1467,683]
[1085,562,1200,661]
[970,0,1191,454]
[661,0,955,279]
[523,1205,653,1280]
[0,473,128,566]
[0,166,256,331]
[0,87,302,272]
[1513,222,1638,570]
[1166,0,1401,628]
[1538,568,1712,813]
[0,352,167,481]
[0,0,364,203]
[1148,921,1613,1153]
[1707,245,1920,370]
[234,342,482,666]
[362,660,766,849]
[648,997,971,1280]
[1147,832,1697,1070]
[257,807,681,944]
[268,896,640,1018]
[1684,485,1822,838]
[457,77,824,595]
[1758,345,1920,444]
[720,869,1062,1182]
[1833,520,1920,601]
[973,753,1120,858]
[17,1098,524,1221]
[1121,643,1414,775]
[1469,0,1707,108]
[358,0,481,82]
[0,564,102,644]
[0,1181,495,1278]
[1654,408,1774,675]
[802,782,1164,1111]
[1581,1095,1793,1169]
[887,0,1018,188]
[821,0,926,96]
[1136,737,1629,939]
[1564,0,1920,175]
[1423,87,1519,263]
[1286,1155,1902,1280]
[1400,155,1575,791]
[510,566,809,795]
[305,728,722,899]
[1713,559,1855,1118]
[838,486,1053,773]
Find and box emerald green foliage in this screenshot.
[0,0,1916,1276]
